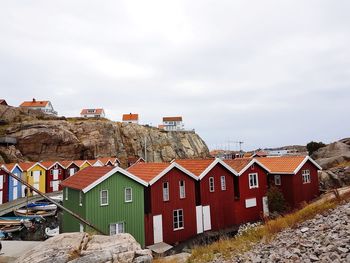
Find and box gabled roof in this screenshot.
[40,161,65,170]
[127,162,198,185]
[98,157,120,166]
[60,160,76,168]
[20,100,49,107]
[80,108,104,115]
[163,116,182,121]
[1,163,22,173]
[256,156,322,174]
[122,113,139,121]
[73,160,90,168]
[0,99,8,105]
[174,158,238,179]
[87,159,104,166]
[61,166,148,193]
[224,158,270,176]
[18,162,46,171]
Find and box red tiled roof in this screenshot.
[60,160,75,168]
[40,161,64,169]
[256,156,307,174]
[18,162,37,171]
[174,159,215,176]
[127,162,171,182]
[20,100,49,107]
[224,158,252,173]
[122,113,139,121]
[61,166,114,191]
[163,116,182,121]
[2,163,17,172]
[80,108,104,115]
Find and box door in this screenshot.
[196,206,204,234]
[33,171,40,195]
[203,205,211,231]
[13,187,18,200]
[153,215,163,244]
[79,223,84,232]
[53,169,59,180]
[262,196,269,217]
[0,175,3,204]
[52,180,59,191]
[69,168,75,176]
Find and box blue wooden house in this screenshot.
[2,163,24,201]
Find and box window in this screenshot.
[179,180,185,199]
[65,187,68,200]
[220,176,226,190]
[163,182,169,201]
[69,168,75,176]
[209,177,215,192]
[13,174,18,186]
[110,222,125,235]
[245,198,257,208]
[249,173,259,189]
[100,190,108,206]
[173,209,184,230]
[302,170,311,184]
[79,191,83,206]
[125,187,132,202]
[274,175,281,186]
[87,109,96,113]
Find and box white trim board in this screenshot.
[238,158,271,176]
[198,158,239,180]
[149,162,198,185]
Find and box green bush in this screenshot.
[267,186,287,213]
[306,141,326,156]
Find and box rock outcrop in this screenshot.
[0,105,210,166]
[218,201,350,262]
[14,232,152,263]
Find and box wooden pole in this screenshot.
[3,169,106,235]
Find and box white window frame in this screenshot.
[125,187,132,203]
[179,180,186,199]
[100,190,109,206]
[110,222,125,235]
[13,173,18,186]
[274,175,281,186]
[79,191,83,206]
[220,176,226,190]
[65,187,68,200]
[249,173,259,189]
[173,209,184,230]
[302,170,311,184]
[209,177,215,192]
[163,182,169,201]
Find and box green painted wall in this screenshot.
[85,172,145,246]
[62,188,85,232]
[62,171,145,247]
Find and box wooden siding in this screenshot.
[63,163,80,180]
[25,165,46,195]
[0,169,9,204]
[84,172,145,247]
[234,164,268,224]
[8,166,23,201]
[145,167,197,246]
[199,163,236,231]
[62,187,85,232]
[45,165,64,193]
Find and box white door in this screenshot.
[79,223,84,232]
[203,205,212,231]
[196,206,204,234]
[69,168,75,176]
[262,196,269,217]
[13,187,18,200]
[33,171,40,195]
[52,181,59,191]
[53,169,59,180]
[0,190,2,204]
[22,185,26,197]
[153,215,163,244]
[0,175,3,204]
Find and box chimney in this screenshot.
[32,98,36,102]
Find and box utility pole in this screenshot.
[232,141,244,158]
[144,136,147,162]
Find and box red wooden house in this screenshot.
[41,161,65,193]
[0,167,9,204]
[257,156,322,208]
[224,158,270,224]
[61,161,80,180]
[175,159,238,233]
[128,162,198,246]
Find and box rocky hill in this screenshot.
[0,105,210,166]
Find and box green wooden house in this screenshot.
[61,166,148,246]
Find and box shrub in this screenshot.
[267,186,287,213]
[306,141,326,156]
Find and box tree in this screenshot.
[267,186,287,213]
[306,141,326,156]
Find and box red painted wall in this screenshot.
[269,160,320,208]
[234,164,268,224]
[199,164,236,231]
[45,164,65,193]
[145,167,197,246]
[63,163,80,180]
[0,169,9,204]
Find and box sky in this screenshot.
[1,1,349,151]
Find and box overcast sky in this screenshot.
[1,1,349,151]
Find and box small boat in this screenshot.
[27,202,57,211]
[45,226,59,237]
[0,219,23,226]
[0,225,24,233]
[14,209,56,218]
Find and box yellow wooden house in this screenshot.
[18,162,46,196]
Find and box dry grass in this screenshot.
[188,191,350,263]
[336,160,350,168]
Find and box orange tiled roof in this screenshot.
[122,113,139,121]
[80,108,104,115]
[163,116,182,121]
[20,100,49,107]
[256,156,307,174]
[60,160,75,168]
[174,159,215,177]
[127,162,171,182]
[73,160,89,167]
[61,166,114,191]
[40,161,64,169]
[2,163,17,172]
[224,158,252,173]
[18,162,38,171]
